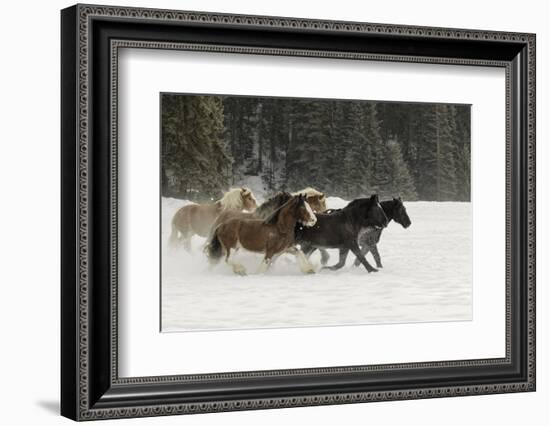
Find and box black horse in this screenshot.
[353,197,412,268]
[295,194,388,273]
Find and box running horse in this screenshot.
[169,188,258,250]
[206,194,317,275]
[296,195,389,273]
[353,197,412,268]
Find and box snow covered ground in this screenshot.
[161,196,472,332]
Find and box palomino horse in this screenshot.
[292,187,327,213]
[206,194,317,275]
[169,188,257,250]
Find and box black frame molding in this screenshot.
[61,4,536,421]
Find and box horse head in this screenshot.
[264,194,316,233]
[293,187,327,213]
[240,187,258,212]
[295,194,317,227]
[392,196,412,228]
[306,192,327,213]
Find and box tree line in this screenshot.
[161,94,470,202]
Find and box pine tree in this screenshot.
[362,103,388,196]
[384,140,418,200]
[161,95,230,200]
[340,102,371,198]
[286,99,331,191]
[453,106,471,201]
[414,104,459,200]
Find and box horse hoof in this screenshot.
[369,268,378,273]
[304,268,316,274]
[232,266,247,276]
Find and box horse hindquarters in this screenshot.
[205,228,224,263]
[215,222,248,275]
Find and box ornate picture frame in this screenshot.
[61,4,535,421]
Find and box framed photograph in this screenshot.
[61,4,536,421]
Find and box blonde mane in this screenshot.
[292,187,324,198]
[219,187,254,210]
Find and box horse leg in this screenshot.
[177,221,193,252]
[256,255,273,274]
[300,243,315,258]
[168,221,181,250]
[225,246,247,276]
[257,246,282,274]
[371,244,383,268]
[182,233,192,252]
[319,248,330,266]
[353,244,370,267]
[350,243,378,273]
[287,246,315,274]
[177,210,194,252]
[322,248,349,271]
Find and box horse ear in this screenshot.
[371,194,379,203]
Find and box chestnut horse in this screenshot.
[169,188,257,250]
[208,188,327,243]
[206,194,317,275]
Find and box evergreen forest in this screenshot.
[161,94,471,202]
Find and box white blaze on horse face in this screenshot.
[302,201,317,227]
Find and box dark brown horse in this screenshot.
[206,194,317,275]
[169,188,257,250]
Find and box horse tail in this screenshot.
[205,227,223,263]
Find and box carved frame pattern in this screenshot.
[61,3,536,421]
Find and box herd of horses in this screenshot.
[168,187,412,275]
